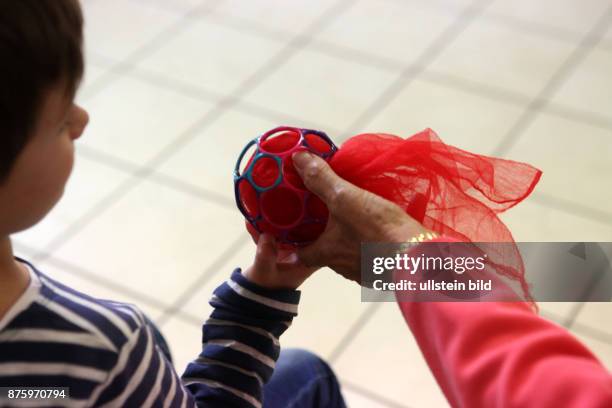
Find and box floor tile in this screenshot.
[365,77,526,154]
[312,0,456,66]
[485,0,611,37]
[429,19,575,97]
[213,0,334,35]
[53,178,247,302]
[157,316,204,375]
[504,114,612,217]
[176,240,256,320]
[31,257,166,322]
[137,18,287,96]
[13,155,130,249]
[243,48,398,133]
[603,25,612,46]
[279,271,370,358]
[341,386,397,408]
[82,0,183,61]
[574,332,612,371]
[78,65,110,98]
[334,303,449,408]
[574,303,612,337]
[131,0,212,14]
[499,201,612,243]
[156,109,324,201]
[549,48,612,120]
[81,76,214,166]
[538,304,574,325]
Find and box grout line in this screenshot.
[14,239,233,329]
[341,379,412,408]
[78,68,612,231]
[492,4,612,156]
[79,0,224,101]
[327,302,383,364]
[76,33,612,245]
[39,0,357,258]
[201,4,612,134]
[530,193,612,225]
[150,172,235,208]
[564,257,612,329]
[570,317,612,345]
[14,242,173,313]
[338,0,496,141]
[542,102,612,131]
[77,145,235,208]
[127,64,344,135]
[86,20,612,135]
[136,0,357,170]
[389,0,612,55]
[155,234,251,327]
[35,175,147,260]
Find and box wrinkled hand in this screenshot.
[243,233,317,290]
[291,151,429,284]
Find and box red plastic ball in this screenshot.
[235,127,336,247]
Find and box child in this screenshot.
[0,1,345,407]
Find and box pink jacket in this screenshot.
[398,240,612,407]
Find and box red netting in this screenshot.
[330,129,542,302]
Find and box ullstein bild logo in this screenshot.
[360,242,612,303]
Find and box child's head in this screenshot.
[0,0,89,236]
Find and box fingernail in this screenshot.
[284,252,299,264]
[292,151,314,170]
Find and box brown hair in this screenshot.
[0,0,84,182]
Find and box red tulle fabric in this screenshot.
[243,128,542,301]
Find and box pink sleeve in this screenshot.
[397,239,612,408]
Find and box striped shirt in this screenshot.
[0,259,300,407]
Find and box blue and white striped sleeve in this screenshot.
[181,269,301,408]
[89,309,195,408]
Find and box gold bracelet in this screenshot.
[408,231,439,243]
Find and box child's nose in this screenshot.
[70,105,89,140]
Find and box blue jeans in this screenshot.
[263,349,347,408]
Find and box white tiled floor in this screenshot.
[137,17,288,95]
[506,114,612,215]
[14,0,612,407]
[242,47,399,132]
[428,18,576,98]
[366,77,526,154]
[312,0,457,65]
[81,76,214,166]
[549,47,612,119]
[485,0,611,36]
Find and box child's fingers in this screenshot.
[253,233,278,274]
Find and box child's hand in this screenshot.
[242,234,317,290]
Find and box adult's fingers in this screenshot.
[292,151,351,211]
[296,239,326,269]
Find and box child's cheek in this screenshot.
[21,137,74,227]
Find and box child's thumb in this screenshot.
[253,234,278,274]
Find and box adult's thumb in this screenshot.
[292,151,345,206]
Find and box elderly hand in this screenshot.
[291,151,429,284]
